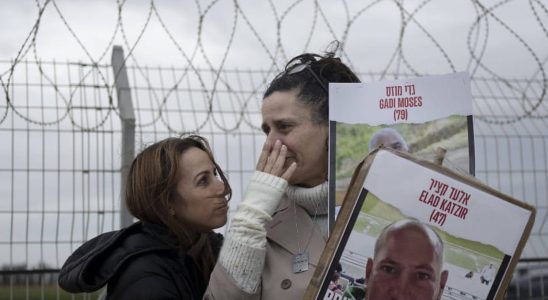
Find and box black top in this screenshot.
[58,221,222,300]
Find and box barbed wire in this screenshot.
[0,0,546,132]
[469,0,547,124]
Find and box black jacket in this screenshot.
[58,221,222,300]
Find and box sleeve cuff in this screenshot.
[219,236,266,294]
[244,171,288,216]
[251,171,288,193]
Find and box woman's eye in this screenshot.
[278,123,293,131]
[198,176,209,186]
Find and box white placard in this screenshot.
[330,72,472,125]
[363,150,530,254]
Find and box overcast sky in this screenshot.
[1,0,546,78]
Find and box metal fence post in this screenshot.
[111,46,135,228]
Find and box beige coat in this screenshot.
[204,196,326,300]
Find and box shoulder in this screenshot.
[114,251,179,283]
[107,251,195,299]
[59,222,145,293]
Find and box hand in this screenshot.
[256,140,297,181]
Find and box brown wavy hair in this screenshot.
[125,135,231,282]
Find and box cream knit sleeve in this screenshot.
[218,171,287,294]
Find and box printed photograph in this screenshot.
[334,115,473,208]
[331,193,504,300]
[318,149,534,300]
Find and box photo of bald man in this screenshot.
[365,219,449,300]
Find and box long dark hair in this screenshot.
[264,42,360,123]
[125,135,231,282]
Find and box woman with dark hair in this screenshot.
[59,136,231,299]
[206,45,360,299]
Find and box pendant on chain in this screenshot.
[292,252,309,273]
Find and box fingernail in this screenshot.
[281,145,287,151]
[275,139,281,146]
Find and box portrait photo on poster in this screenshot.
[309,148,535,300]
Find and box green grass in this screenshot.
[445,247,479,271]
[335,116,470,179]
[0,285,103,300]
[444,247,499,272]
